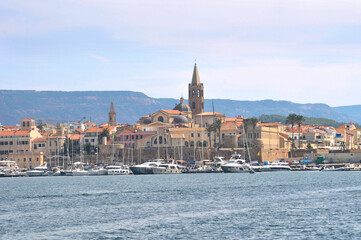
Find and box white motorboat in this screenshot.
[320,166,344,171]
[0,160,25,177]
[151,161,184,174]
[266,161,291,171]
[26,163,49,177]
[129,160,163,175]
[72,168,89,176]
[221,154,251,173]
[106,165,130,175]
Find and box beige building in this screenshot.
[0,118,43,168]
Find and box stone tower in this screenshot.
[109,102,116,126]
[188,63,204,117]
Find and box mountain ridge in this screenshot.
[0,90,359,126]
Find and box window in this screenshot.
[190,141,194,147]
[185,141,189,147]
[27,122,29,127]
[191,133,194,137]
[197,90,200,97]
[132,135,134,139]
[222,134,225,139]
[136,135,138,140]
[126,135,129,140]
[192,89,195,97]
[140,135,143,139]
[192,102,196,109]
[91,139,95,142]
[158,116,164,122]
[198,133,200,137]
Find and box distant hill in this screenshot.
[0,90,359,126]
[258,114,359,128]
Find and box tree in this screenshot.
[99,128,110,144]
[286,113,297,149]
[295,115,305,149]
[37,120,45,131]
[84,142,92,155]
[206,125,214,148]
[214,119,222,148]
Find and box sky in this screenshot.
[0,0,361,107]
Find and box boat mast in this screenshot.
[96,123,99,164]
[201,114,204,160]
[157,128,160,159]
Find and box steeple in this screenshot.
[191,63,200,86]
[188,63,204,117]
[109,102,116,126]
[110,102,115,113]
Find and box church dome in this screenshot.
[173,97,191,113]
[142,117,152,125]
[173,114,189,124]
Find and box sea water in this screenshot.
[1,172,361,239]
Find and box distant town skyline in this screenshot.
[1,1,361,107]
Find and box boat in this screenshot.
[106,165,130,175]
[0,160,26,177]
[71,162,89,176]
[220,154,251,173]
[26,163,49,177]
[266,161,291,171]
[129,160,163,175]
[320,166,344,171]
[151,160,184,174]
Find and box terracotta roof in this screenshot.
[161,109,185,115]
[22,118,32,121]
[33,137,47,142]
[0,130,31,136]
[279,133,289,139]
[2,126,17,129]
[86,126,101,133]
[70,134,81,140]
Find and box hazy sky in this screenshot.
[1,0,361,106]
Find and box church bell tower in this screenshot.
[109,102,116,126]
[188,63,204,117]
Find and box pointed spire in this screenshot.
[191,63,201,86]
[110,102,115,112]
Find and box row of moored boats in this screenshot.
[1,154,356,177]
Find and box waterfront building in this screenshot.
[0,118,43,168]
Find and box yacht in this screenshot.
[26,163,49,177]
[151,161,184,174]
[106,165,130,175]
[0,160,25,177]
[71,162,89,176]
[129,160,163,175]
[221,154,251,173]
[266,161,291,171]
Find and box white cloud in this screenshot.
[85,53,109,64]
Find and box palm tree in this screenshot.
[295,115,305,149]
[206,125,214,148]
[214,119,222,148]
[285,113,297,149]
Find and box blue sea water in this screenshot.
[1,172,361,239]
